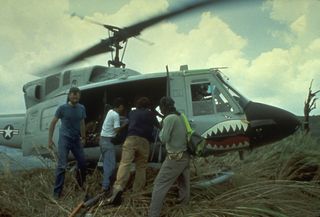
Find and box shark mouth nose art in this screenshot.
[202,120,250,151]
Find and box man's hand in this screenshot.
[48,117,59,150]
[48,139,55,150]
[80,138,86,147]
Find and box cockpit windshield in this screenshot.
[216,72,250,109]
[187,70,249,116]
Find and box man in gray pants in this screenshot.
[149,96,190,217]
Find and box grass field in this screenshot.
[1,131,320,217]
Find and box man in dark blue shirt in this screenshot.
[126,106,158,142]
[107,97,159,204]
[48,87,87,199]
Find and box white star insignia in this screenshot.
[4,125,13,139]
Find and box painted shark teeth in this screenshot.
[207,141,250,150]
[202,119,249,139]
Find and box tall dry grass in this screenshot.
[0,132,319,217]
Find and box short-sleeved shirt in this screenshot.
[55,103,86,138]
[100,109,120,138]
[127,108,158,142]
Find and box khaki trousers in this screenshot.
[114,136,150,192]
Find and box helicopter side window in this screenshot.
[45,74,60,95]
[63,71,71,86]
[190,83,215,116]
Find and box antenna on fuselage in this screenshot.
[166,65,170,97]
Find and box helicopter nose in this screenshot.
[244,102,301,147]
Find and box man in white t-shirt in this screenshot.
[100,97,127,192]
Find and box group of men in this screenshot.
[48,87,191,217]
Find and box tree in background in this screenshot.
[304,79,320,132]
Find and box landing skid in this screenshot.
[192,171,234,188]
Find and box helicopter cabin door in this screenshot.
[183,70,244,135]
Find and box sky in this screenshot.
[1,0,320,116]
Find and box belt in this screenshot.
[167,151,186,160]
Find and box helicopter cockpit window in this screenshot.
[222,84,249,110]
[63,71,71,86]
[45,74,60,95]
[217,73,249,109]
[191,83,215,116]
[213,88,234,113]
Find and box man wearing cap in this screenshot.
[149,96,190,217]
[48,87,87,199]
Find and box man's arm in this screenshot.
[115,125,126,134]
[151,109,163,128]
[159,116,175,144]
[115,120,128,134]
[153,114,161,129]
[114,113,128,134]
[48,117,59,149]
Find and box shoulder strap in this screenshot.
[181,113,193,134]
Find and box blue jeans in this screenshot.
[100,136,116,190]
[53,135,86,196]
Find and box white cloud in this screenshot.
[307,38,320,54]
[264,0,309,24]
[91,0,169,26]
[266,0,320,114]
[290,15,306,35]
[265,0,320,45]
[122,12,247,72]
[0,0,101,113]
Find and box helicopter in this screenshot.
[0,0,300,165]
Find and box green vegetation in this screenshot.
[1,132,320,217]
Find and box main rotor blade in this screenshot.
[57,40,113,68]
[116,0,216,40]
[66,0,216,63]
[34,40,113,76]
[35,0,220,75]
[71,13,121,32]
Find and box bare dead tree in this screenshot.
[304,79,320,132]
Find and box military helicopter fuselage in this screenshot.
[0,64,300,163]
